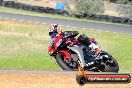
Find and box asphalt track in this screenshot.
[0,12,132,34]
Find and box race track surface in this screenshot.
[0,70,131,88]
[0,12,132,34]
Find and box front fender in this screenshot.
[58,50,71,60]
[67,45,86,68]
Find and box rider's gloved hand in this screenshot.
[89,43,101,55]
[89,43,99,49]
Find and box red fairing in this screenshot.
[53,35,63,50]
[47,35,62,54]
[89,38,94,43]
[59,50,71,60]
[48,31,80,60]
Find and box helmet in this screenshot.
[49,24,62,35]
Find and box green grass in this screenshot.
[0,6,131,26]
[0,20,132,72]
[0,21,61,70]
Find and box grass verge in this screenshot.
[0,19,132,72]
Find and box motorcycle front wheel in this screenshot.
[103,57,119,73]
[56,53,72,70]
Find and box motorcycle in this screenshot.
[48,31,119,73]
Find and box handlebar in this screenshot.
[62,31,79,38]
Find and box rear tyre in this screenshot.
[56,53,72,70]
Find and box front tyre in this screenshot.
[103,57,119,73]
[56,53,72,70]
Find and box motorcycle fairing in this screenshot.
[67,45,86,68]
[58,50,71,60]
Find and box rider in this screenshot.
[48,24,62,55]
[48,24,100,56]
[78,34,100,56]
[49,24,62,45]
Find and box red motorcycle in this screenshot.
[48,31,119,72]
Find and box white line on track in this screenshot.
[73,27,76,29]
[113,32,117,33]
[105,31,110,32]
[82,28,87,29]
[97,30,102,32]
[4,18,10,20]
[19,20,25,22]
[89,29,95,31]
[0,70,132,75]
[34,22,40,24]
[66,26,70,28]
[42,23,47,25]
[27,21,33,23]
[12,19,17,21]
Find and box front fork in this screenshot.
[77,57,87,76]
[76,66,87,85]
